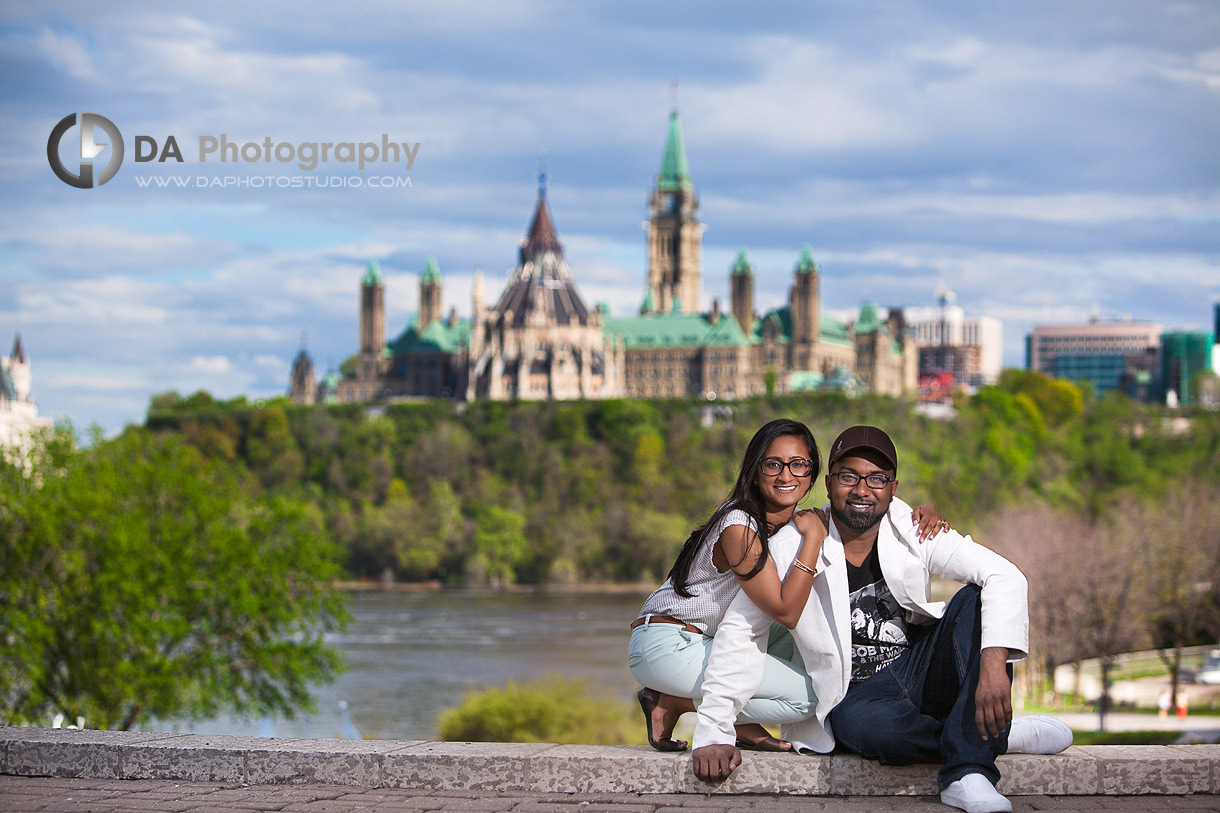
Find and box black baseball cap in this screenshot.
[827,425,897,473]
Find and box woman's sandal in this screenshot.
[637,688,688,752]
[735,734,792,752]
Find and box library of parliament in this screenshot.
[290,111,916,405]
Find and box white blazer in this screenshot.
[692,496,1029,754]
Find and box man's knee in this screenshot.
[941,583,982,628]
[832,700,938,765]
[948,582,981,610]
[832,701,905,752]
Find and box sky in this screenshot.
[2,0,1218,434]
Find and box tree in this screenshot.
[394,480,463,581]
[984,500,1150,727]
[1134,491,1220,710]
[997,369,1084,427]
[468,504,527,587]
[981,504,1073,698]
[246,405,304,488]
[0,427,348,730]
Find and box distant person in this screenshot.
[628,419,947,752]
[691,425,1073,813]
[1158,688,1171,720]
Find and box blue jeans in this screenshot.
[828,584,1011,790]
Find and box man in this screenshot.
[691,425,1072,813]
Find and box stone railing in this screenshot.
[1,727,1216,796]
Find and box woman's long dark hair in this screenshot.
[667,418,820,597]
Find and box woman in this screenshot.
[628,418,947,752]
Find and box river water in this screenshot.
[148,589,651,741]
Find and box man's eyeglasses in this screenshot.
[760,457,814,477]
[830,471,894,489]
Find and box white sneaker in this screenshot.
[1007,715,1073,755]
[940,773,1012,813]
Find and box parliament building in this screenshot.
[290,112,916,405]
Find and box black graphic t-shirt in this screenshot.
[846,543,910,684]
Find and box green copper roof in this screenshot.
[731,247,752,277]
[752,305,853,348]
[362,260,384,286]
[387,316,471,356]
[640,290,655,314]
[822,365,862,392]
[855,302,883,334]
[421,256,441,283]
[795,244,817,274]
[658,110,693,192]
[604,312,748,349]
[788,370,825,392]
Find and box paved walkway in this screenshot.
[3,776,1219,812]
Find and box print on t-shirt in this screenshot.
[847,545,910,684]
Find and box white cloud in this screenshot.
[3,1,1216,434]
[189,355,232,375]
[44,371,148,393]
[33,28,95,82]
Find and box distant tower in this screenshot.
[789,245,820,368]
[730,248,755,336]
[359,261,385,380]
[646,109,701,314]
[419,256,442,329]
[289,344,317,405]
[467,173,616,401]
[0,333,52,450]
[472,267,485,319]
[935,280,956,348]
[7,334,30,401]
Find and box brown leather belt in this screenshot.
[630,614,703,635]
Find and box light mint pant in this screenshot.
[627,617,816,726]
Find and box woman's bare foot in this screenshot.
[638,688,694,751]
[734,723,792,752]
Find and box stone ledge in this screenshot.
[0,727,1216,796]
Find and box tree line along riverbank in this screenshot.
[3,370,1217,731]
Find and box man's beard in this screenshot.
[831,501,885,532]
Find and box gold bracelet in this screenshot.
[792,558,817,576]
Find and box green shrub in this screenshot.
[437,675,639,745]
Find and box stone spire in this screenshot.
[646,108,701,314]
[494,183,590,328]
[359,261,385,381]
[521,185,562,265]
[789,244,820,366]
[419,256,443,329]
[731,248,755,337]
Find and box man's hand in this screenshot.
[692,744,741,782]
[975,647,1013,741]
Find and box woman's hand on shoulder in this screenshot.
[911,503,951,542]
[792,508,827,539]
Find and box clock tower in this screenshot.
[645,110,702,314]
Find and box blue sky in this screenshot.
[2,0,1218,434]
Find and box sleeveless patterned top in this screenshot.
[638,508,758,636]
